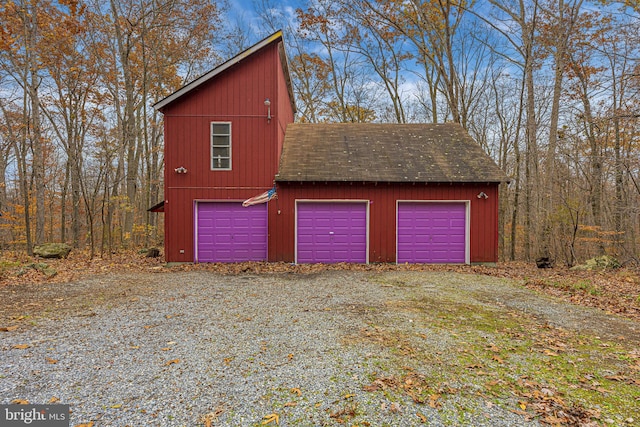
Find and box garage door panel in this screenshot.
[232,235,252,244]
[397,251,412,260]
[298,219,314,227]
[315,250,332,258]
[217,217,234,226]
[196,202,267,263]
[331,218,357,231]
[397,218,414,227]
[314,235,332,245]
[212,235,232,244]
[297,202,367,264]
[431,235,454,244]
[315,218,332,227]
[397,202,466,264]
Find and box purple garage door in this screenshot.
[397,202,466,264]
[196,202,267,262]
[297,202,367,264]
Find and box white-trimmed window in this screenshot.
[211,122,231,170]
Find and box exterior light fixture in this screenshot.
[264,98,271,122]
[175,166,187,174]
[477,192,488,199]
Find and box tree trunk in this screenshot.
[110,0,141,246]
[61,162,69,243]
[613,117,623,252]
[30,60,45,245]
[539,0,583,262]
[523,24,538,262]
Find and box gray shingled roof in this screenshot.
[276,123,509,183]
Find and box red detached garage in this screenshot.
[273,123,509,264]
[153,31,509,264]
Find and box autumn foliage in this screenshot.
[0,0,638,267]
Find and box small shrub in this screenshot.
[571,280,600,296]
[0,260,21,279]
[571,255,621,271]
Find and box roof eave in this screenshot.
[278,42,297,114]
[148,200,165,212]
[275,177,508,184]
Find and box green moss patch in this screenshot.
[357,273,640,426]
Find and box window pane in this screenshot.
[212,156,230,169]
[212,135,229,147]
[212,123,230,135]
[211,122,231,170]
[212,146,229,158]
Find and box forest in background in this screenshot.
[0,0,638,266]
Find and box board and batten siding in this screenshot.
[161,40,290,262]
[271,182,500,264]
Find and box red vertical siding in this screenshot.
[271,182,501,264]
[161,40,294,262]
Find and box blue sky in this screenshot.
[226,0,301,40]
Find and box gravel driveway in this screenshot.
[1,270,637,426]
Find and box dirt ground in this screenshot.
[1,254,639,426]
[1,251,639,331]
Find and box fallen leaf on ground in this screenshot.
[74,423,94,427]
[330,405,357,420]
[200,407,225,427]
[12,344,30,349]
[290,387,301,396]
[261,413,279,425]
[1,326,19,332]
[363,383,379,392]
[164,359,180,366]
[46,357,58,364]
[49,397,60,403]
[416,412,427,423]
[11,399,29,404]
[429,394,441,408]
